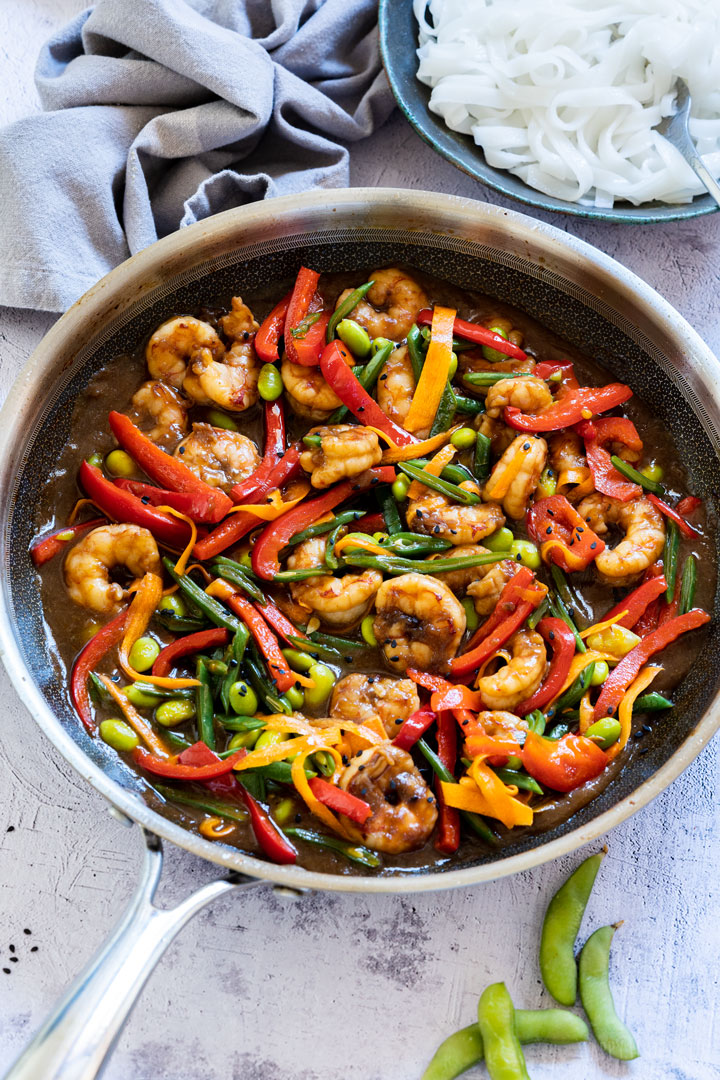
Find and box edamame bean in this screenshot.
[159,594,187,617]
[422,1009,588,1080]
[125,684,163,708]
[585,717,621,749]
[392,474,411,502]
[337,318,372,358]
[448,352,458,380]
[206,409,238,431]
[461,597,479,632]
[481,325,510,364]
[105,449,136,477]
[450,427,477,451]
[371,336,394,355]
[99,719,139,752]
[282,647,315,673]
[229,680,259,716]
[155,699,196,727]
[590,660,609,686]
[539,851,604,1005]
[258,363,283,401]
[86,452,104,469]
[579,925,639,1060]
[477,982,529,1080]
[128,636,160,672]
[509,539,541,570]
[274,797,296,825]
[237,549,253,570]
[227,729,261,750]
[304,663,336,708]
[483,526,514,552]
[285,684,305,709]
[536,466,557,499]
[640,462,663,483]
[254,730,289,752]
[361,615,377,646]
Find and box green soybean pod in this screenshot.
[539,851,604,1005]
[422,1008,588,1080]
[477,982,529,1080]
[579,924,639,1060]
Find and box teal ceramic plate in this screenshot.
[379,0,718,224]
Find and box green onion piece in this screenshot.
[416,738,497,845]
[291,311,322,340]
[326,280,374,343]
[154,785,249,823]
[610,455,666,495]
[491,767,543,795]
[398,462,480,505]
[678,553,697,614]
[634,692,674,712]
[464,371,534,386]
[663,519,680,601]
[285,827,381,868]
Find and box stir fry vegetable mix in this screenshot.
[34,266,712,869]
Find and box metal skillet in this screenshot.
[2,189,719,1079]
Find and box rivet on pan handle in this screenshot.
[3,828,260,1080]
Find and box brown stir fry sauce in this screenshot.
[33,267,715,875]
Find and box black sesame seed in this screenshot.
[295,813,302,823]
[546,526,552,534]
[141,496,150,505]
[30,947,38,953]
[590,542,597,550]
[8,946,14,954]
[178,446,185,454]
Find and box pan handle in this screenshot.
[4,827,259,1080]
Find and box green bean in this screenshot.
[163,730,193,752]
[326,280,374,342]
[547,591,586,654]
[155,610,207,635]
[477,982,530,1080]
[453,393,485,415]
[491,767,543,794]
[154,785,249,823]
[286,509,363,549]
[546,722,571,740]
[610,454,665,496]
[678,553,697,615]
[422,1009,589,1080]
[217,715,267,732]
[381,532,452,558]
[549,564,585,626]
[163,558,241,632]
[285,633,348,664]
[464,371,534,386]
[550,663,595,716]
[398,462,480,505]
[194,657,215,750]
[406,324,457,436]
[232,623,250,666]
[407,323,426,378]
[313,750,336,777]
[341,551,507,578]
[663,519,680,601]
[416,739,496,845]
[273,567,328,582]
[540,851,604,1005]
[404,459,476,487]
[245,644,292,715]
[419,325,476,354]
[243,761,316,783]
[633,692,673,712]
[379,488,403,535]
[323,516,346,571]
[474,431,491,482]
[210,560,267,603]
[527,595,549,630]
[240,770,266,803]
[525,709,546,735]
[309,630,366,653]
[285,827,381,868]
[579,924,639,1060]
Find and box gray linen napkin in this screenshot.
[0,0,394,313]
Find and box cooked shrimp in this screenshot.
[376,345,427,434]
[467,559,517,615]
[549,431,586,475]
[475,414,518,458]
[476,629,546,711]
[336,268,428,342]
[287,536,381,629]
[126,380,188,449]
[338,744,437,853]
[146,316,224,389]
[174,423,260,492]
[407,481,505,546]
[485,376,553,419]
[577,494,665,586]
[183,297,260,412]
[330,674,420,738]
[281,357,348,421]
[469,710,529,741]
[300,424,381,489]
[64,524,161,615]
[483,435,547,519]
[373,572,466,672]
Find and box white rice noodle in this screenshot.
[413,0,720,206]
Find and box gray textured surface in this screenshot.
[1,3,719,1078]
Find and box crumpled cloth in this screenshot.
[0,0,394,312]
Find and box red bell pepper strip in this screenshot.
[676,495,702,518]
[407,668,484,714]
[228,402,288,505]
[352,512,386,535]
[515,618,576,716]
[70,607,129,732]
[602,575,668,631]
[576,417,643,502]
[594,608,711,721]
[416,308,527,362]
[535,360,579,394]
[526,494,605,573]
[392,707,437,752]
[134,745,246,779]
[658,594,681,628]
[152,628,230,678]
[253,599,306,646]
[648,494,701,539]
[320,340,417,446]
[79,461,193,549]
[284,267,327,367]
[462,566,536,654]
[219,588,296,693]
[307,778,372,825]
[505,383,633,432]
[108,411,232,521]
[521,731,608,793]
[449,576,546,678]
[251,467,396,580]
[434,709,460,854]
[113,479,224,525]
[30,517,106,567]
[193,446,302,561]
[255,291,292,363]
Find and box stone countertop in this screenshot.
[1,4,719,1078]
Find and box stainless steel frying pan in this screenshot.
[2,189,719,1079]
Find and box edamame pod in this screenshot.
[539,851,604,1005]
[579,924,639,1060]
[422,1009,588,1080]
[476,982,529,1080]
